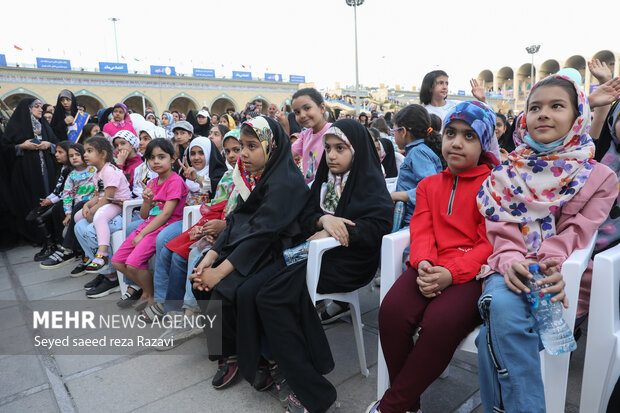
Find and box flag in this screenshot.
[14,45,22,51]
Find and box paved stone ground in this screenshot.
[0,245,585,412]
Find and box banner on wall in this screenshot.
[0,54,6,66]
[457,90,466,96]
[264,73,282,82]
[232,71,252,80]
[150,65,176,76]
[99,62,128,73]
[193,68,215,78]
[36,57,71,70]
[289,75,306,83]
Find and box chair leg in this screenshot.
[349,296,370,377]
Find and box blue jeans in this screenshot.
[152,220,183,303]
[162,246,202,314]
[74,216,122,275]
[183,248,202,313]
[476,272,545,413]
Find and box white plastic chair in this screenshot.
[182,205,202,231]
[580,242,620,412]
[376,229,597,413]
[306,237,370,377]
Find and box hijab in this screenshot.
[187,109,212,137]
[162,112,175,138]
[319,125,355,215]
[379,138,398,178]
[188,136,212,178]
[2,97,57,145]
[111,103,130,127]
[477,75,595,256]
[50,89,78,141]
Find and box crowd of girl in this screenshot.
[1,65,620,413]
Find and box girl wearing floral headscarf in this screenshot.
[370,101,500,413]
[102,103,136,137]
[475,75,618,413]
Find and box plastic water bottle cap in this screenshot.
[528,263,541,272]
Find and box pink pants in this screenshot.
[74,204,122,247]
[111,223,165,269]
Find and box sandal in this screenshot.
[116,287,143,308]
[140,303,164,324]
[133,299,149,312]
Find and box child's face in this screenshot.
[239,132,267,173]
[174,129,192,146]
[90,124,100,136]
[189,146,206,171]
[223,139,241,166]
[173,112,180,122]
[495,119,506,139]
[211,115,219,125]
[209,127,223,151]
[161,115,170,126]
[324,135,354,174]
[374,139,382,157]
[292,95,325,131]
[393,124,407,149]
[148,146,174,175]
[114,138,136,155]
[432,76,449,101]
[139,131,152,154]
[68,148,84,168]
[112,107,125,121]
[83,144,106,167]
[219,117,229,126]
[526,85,577,144]
[442,120,482,175]
[55,146,68,164]
[43,112,53,123]
[197,115,208,125]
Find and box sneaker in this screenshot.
[34,244,56,261]
[40,249,76,269]
[85,277,120,298]
[152,312,203,351]
[365,401,380,413]
[270,363,292,407]
[252,363,273,391]
[85,254,108,274]
[71,257,91,278]
[116,287,143,308]
[320,302,351,325]
[212,356,239,389]
[286,393,309,413]
[84,273,104,290]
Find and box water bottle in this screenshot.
[392,201,405,233]
[525,263,577,355]
[283,241,310,266]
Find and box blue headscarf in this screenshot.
[444,100,501,169]
[162,112,175,139]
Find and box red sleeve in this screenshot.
[442,218,493,284]
[409,179,438,268]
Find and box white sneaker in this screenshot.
[153,312,203,351]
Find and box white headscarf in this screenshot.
[186,136,212,192]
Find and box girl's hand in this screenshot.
[141,182,154,203]
[196,267,224,291]
[39,198,52,207]
[84,207,94,223]
[194,249,219,275]
[64,116,75,126]
[504,259,537,294]
[62,214,71,227]
[538,259,569,308]
[178,159,198,182]
[20,141,39,151]
[318,215,356,247]
[203,219,226,236]
[588,77,620,109]
[470,78,487,102]
[390,191,409,202]
[132,233,144,247]
[307,229,330,242]
[188,225,204,241]
[588,59,612,84]
[116,149,129,165]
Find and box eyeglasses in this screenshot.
[389,127,404,134]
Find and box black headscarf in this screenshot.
[301,118,393,292]
[186,109,212,137]
[379,137,398,178]
[0,97,58,243]
[49,89,78,141]
[98,107,114,130]
[287,112,302,135]
[210,116,309,297]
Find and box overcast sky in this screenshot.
[2,0,619,92]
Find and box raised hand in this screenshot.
[116,148,129,165]
[470,79,487,102]
[180,158,197,181]
[141,181,154,203]
[588,77,620,109]
[588,59,612,84]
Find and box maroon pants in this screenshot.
[378,267,482,413]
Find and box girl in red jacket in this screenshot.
[368,101,501,413]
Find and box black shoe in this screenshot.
[34,244,56,261]
[319,302,351,325]
[71,257,90,278]
[252,363,274,391]
[40,249,76,269]
[212,356,239,389]
[286,393,309,413]
[85,277,120,298]
[270,363,292,407]
[84,273,105,290]
[116,287,143,308]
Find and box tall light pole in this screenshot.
[109,17,120,63]
[525,44,540,91]
[346,0,364,116]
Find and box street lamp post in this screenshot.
[525,44,541,91]
[346,0,364,116]
[109,17,120,63]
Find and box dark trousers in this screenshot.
[62,200,87,252]
[378,267,482,413]
[193,287,236,360]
